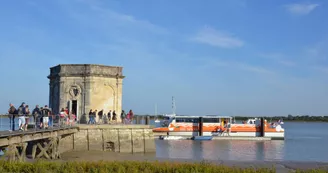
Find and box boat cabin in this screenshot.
[161,115,232,127]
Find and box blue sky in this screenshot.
[0,0,327,116]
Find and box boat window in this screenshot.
[176,118,199,123]
[203,118,220,123]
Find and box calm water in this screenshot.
[1,118,327,162]
[155,121,328,162]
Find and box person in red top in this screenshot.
[64,107,69,115]
[127,110,134,124]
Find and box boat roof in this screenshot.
[174,115,232,119]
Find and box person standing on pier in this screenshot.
[24,105,30,131]
[98,110,103,124]
[120,110,126,124]
[93,110,98,124]
[107,110,112,123]
[17,102,26,131]
[32,105,41,125]
[42,105,50,129]
[112,110,117,123]
[8,103,16,131]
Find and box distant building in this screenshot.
[47,64,124,123]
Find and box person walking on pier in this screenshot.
[98,110,103,124]
[93,110,98,124]
[88,109,93,124]
[8,103,16,131]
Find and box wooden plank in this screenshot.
[32,144,37,159]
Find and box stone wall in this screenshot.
[71,125,155,153]
[59,134,74,153]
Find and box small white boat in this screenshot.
[154,119,160,123]
[159,135,191,140]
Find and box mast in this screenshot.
[172,96,176,115]
[155,103,157,117]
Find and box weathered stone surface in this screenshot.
[32,133,43,140]
[42,132,51,138]
[0,138,9,146]
[8,136,21,144]
[48,64,124,123]
[73,129,88,151]
[103,129,119,152]
[118,129,132,153]
[144,129,156,152]
[59,134,74,153]
[132,129,144,153]
[88,129,103,151]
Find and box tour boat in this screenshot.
[153,115,285,139]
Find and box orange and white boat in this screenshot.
[153,115,285,139]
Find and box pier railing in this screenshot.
[0,114,159,131]
[0,114,77,132]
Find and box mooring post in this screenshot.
[145,116,150,125]
[136,116,141,124]
[198,117,203,136]
[260,117,265,137]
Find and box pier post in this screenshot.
[260,117,265,137]
[136,116,141,124]
[145,116,150,125]
[198,117,203,136]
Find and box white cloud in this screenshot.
[201,58,274,75]
[237,63,275,75]
[191,26,244,48]
[60,0,167,35]
[285,3,319,15]
[258,53,296,66]
[277,60,296,66]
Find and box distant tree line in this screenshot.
[234,115,328,122]
[132,114,328,122]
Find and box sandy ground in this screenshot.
[60,151,328,173]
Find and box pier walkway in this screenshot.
[0,126,78,162]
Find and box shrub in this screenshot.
[0,160,325,173]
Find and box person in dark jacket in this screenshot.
[8,103,16,131]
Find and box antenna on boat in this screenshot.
[172,96,176,115]
[155,103,157,117]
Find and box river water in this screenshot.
[1,117,327,162]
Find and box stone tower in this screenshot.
[47,64,124,123]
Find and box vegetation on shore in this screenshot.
[0,160,326,173]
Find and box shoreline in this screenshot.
[60,151,328,172]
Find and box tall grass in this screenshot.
[0,160,326,173]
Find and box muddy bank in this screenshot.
[60,151,328,172]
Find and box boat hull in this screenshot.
[153,124,285,139]
[163,131,284,138]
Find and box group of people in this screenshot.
[87,109,134,124]
[7,102,136,131]
[8,102,52,131]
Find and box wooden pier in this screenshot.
[0,127,78,162]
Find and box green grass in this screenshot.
[0,160,327,173]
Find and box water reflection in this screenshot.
[156,140,284,161]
